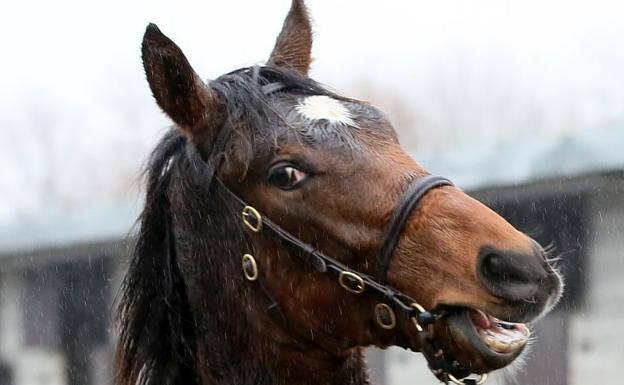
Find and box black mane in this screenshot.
[115,131,196,385]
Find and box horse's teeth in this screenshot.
[485,337,514,353]
[493,340,510,352]
[482,330,529,353]
[484,336,497,347]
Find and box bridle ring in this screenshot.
[410,302,427,332]
[242,254,259,281]
[242,205,262,232]
[338,271,365,294]
[448,373,488,385]
[374,303,397,329]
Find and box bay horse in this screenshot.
[115,1,563,384]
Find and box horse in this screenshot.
[115,1,563,384]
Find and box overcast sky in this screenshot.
[1,0,623,223]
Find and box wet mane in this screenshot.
[115,132,196,385]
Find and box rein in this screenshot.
[183,75,488,385]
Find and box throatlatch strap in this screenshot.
[376,175,453,282]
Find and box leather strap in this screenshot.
[376,175,453,281]
[209,172,445,324]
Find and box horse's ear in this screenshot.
[142,23,225,143]
[268,0,313,75]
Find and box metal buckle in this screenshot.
[374,303,397,329]
[241,206,262,233]
[448,373,488,385]
[410,302,427,332]
[338,271,365,294]
[242,254,259,281]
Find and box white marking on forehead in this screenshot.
[296,95,357,127]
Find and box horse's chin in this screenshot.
[427,307,531,374]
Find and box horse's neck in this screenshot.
[183,254,371,385]
[189,288,372,385]
[195,338,372,385]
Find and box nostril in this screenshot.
[481,253,506,280]
[481,252,530,283]
[478,249,540,301]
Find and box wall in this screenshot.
[569,179,624,385]
[0,249,120,385]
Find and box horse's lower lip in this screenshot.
[443,307,529,372]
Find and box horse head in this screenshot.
[116,2,563,385]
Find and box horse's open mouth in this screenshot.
[466,308,530,353]
[440,306,531,372]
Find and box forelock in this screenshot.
[208,66,396,154]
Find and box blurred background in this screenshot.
[0,0,622,384]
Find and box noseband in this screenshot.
[185,75,488,385]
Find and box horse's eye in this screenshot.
[268,164,308,190]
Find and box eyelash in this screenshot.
[267,163,309,190]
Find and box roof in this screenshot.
[416,126,624,191]
[0,203,139,257]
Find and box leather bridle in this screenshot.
[184,75,489,385]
